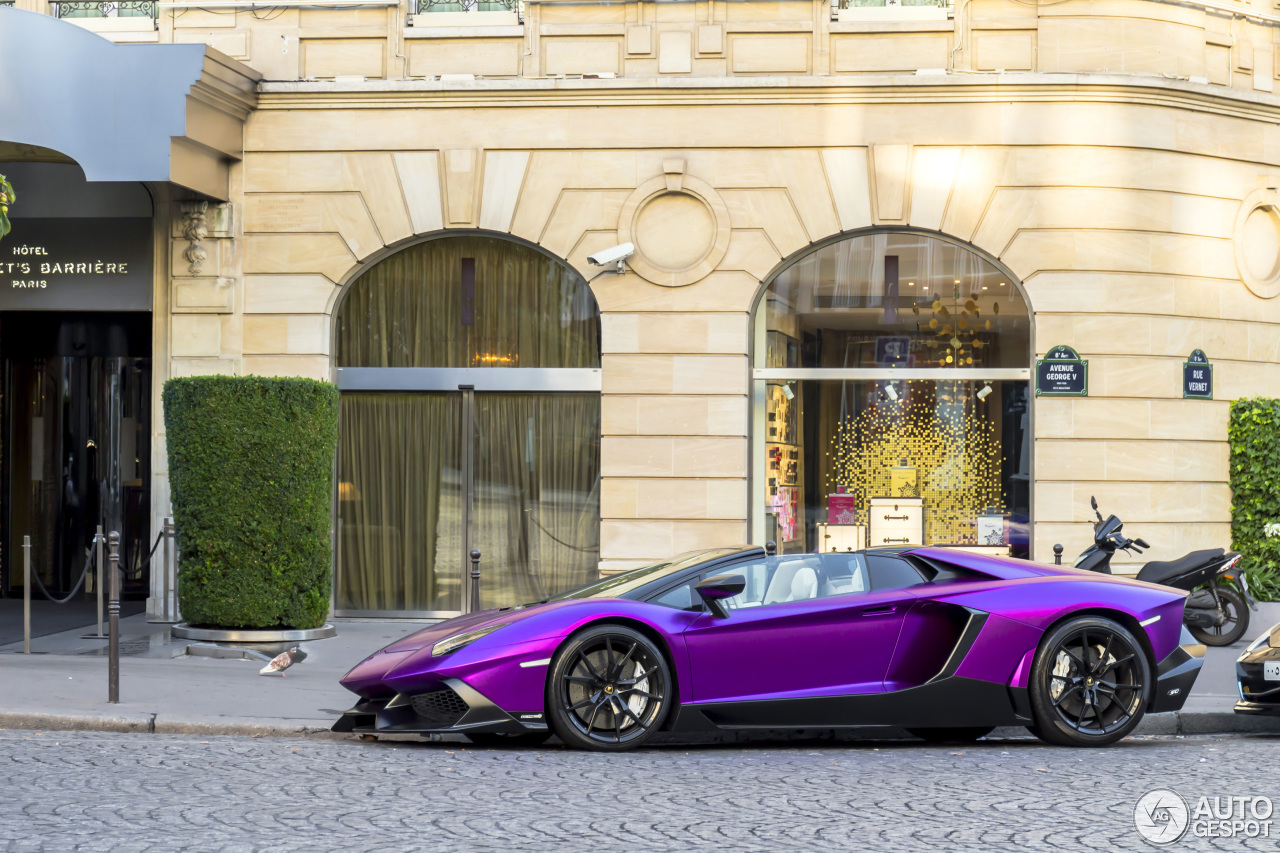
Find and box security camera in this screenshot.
[587,242,635,273]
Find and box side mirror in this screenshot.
[695,574,746,618]
[1090,496,1098,511]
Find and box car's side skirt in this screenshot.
[671,676,1029,731]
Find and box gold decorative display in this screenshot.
[914,283,1001,367]
[828,381,1003,544]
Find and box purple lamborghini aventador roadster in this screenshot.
[333,545,1205,750]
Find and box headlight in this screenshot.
[431,623,507,656]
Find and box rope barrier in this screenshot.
[27,529,165,606]
[27,537,97,606]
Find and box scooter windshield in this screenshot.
[1095,514,1123,543]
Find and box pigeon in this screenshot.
[259,646,307,677]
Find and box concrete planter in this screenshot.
[171,623,336,643]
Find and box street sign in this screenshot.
[1183,349,1213,399]
[1035,344,1088,397]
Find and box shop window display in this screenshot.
[755,231,1031,558]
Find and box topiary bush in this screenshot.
[164,375,340,629]
[1229,397,1280,602]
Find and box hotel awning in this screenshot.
[0,8,259,200]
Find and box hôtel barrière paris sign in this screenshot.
[1,218,152,310]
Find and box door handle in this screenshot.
[882,514,910,521]
[860,605,898,616]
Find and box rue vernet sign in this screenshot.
[0,218,153,310]
[1184,349,1213,399]
[1035,344,1088,397]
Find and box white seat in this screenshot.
[789,566,818,601]
[763,560,820,604]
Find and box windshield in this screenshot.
[541,548,744,602]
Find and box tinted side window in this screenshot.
[866,554,926,591]
[650,583,698,611]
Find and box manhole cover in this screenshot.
[77,638,152,656]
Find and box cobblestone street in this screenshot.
[2,730,1278,852]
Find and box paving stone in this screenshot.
[1,730,1278,851]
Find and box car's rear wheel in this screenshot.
[906,727,994,743]
[546,625,672,752]
[462,732,552,747]
[1188,587,1249,647]
[1029,616,1151,747]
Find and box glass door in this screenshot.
[336,393,465,613]
[2,346,152,599]
[334,388,601,615]
[472,393,600,609]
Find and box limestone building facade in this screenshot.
[3,0,1280,616]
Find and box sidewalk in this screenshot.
[1,610,1278,740]
[0,614,423,737]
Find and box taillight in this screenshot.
[1220,554,1242,574]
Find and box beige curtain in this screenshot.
[335,236,600,369]
[473,394,600,608]
[336,393,463,611]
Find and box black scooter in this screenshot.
[1074,496,1257,646]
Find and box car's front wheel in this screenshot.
[546,625,672,751]
[1029,616,1151,747]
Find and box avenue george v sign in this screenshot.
[0,218,152,310]
[1183,349,1213,399]
[1036,344,1088,397]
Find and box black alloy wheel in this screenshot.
[1029,616,1151,747]
[1188,587,1249,647]
[462,732,552,747]
[546,625,672,751]
[906,727,995,743]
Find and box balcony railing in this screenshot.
[416,0,519,13]
[836,0,948,7]
[49,0,157,16]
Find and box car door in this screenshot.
[682,552,921,704]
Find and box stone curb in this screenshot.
[0,712,346,740]
[2,709,1278,741]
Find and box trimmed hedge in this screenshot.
[164,376,340,629]
[1229,398,1280,602]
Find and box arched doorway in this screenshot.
[751,229,1034,559]
[333,234,602,615]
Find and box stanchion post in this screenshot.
[108,531,120,704]
[469,549,481,613]
[96,525,105,638]
[1053,544,1064,565]
[22,535,30,654]
[164,516,174,622]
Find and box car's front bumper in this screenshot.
[331,678,548,736]
[1234,643,1280,716]
[1150,639,1205,713]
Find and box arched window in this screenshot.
[753,230,1033,558]
[334,235,601,615]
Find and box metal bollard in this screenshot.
[22,536,30,654]
[95,526,105,638]
[164,516,175,622]
[1053,544,1064,565]
[108,531,120,704]
[469,549,481,613]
